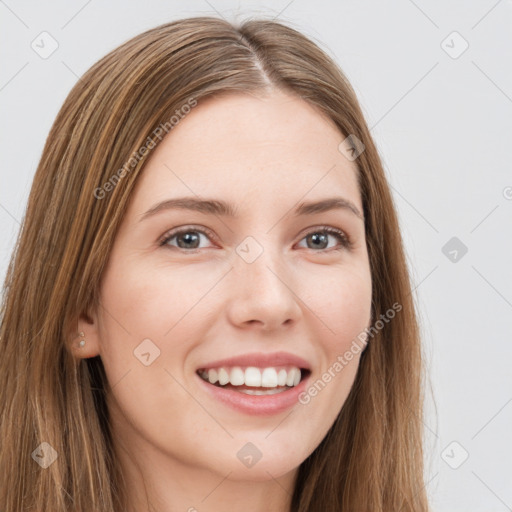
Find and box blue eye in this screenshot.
[159,226,215,251]
[159,225,353,252]
[297,226,353,251]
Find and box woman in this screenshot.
[0,16,430,512]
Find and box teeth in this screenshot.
[245,367,261,387]
[286,368,301,387]
[261,368,277,387]
[230,367,245,386]
[208,368,218,385]
[218,368,230,386]
[199,365,304,389]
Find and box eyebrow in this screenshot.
[139,196,364,222]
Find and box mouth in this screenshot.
[194,351,313,414]
[196,366,312,395]
[195,365,312,415]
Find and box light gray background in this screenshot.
[1,1,511,510]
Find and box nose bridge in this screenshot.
[234,235,287,295]
[226,234,301,329]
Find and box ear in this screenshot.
[67,307,102,359]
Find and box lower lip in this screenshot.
[196,372,311,416]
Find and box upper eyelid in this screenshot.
[159,225,217,244]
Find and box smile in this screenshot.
[196,366,312,415]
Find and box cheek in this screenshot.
[95,257,175,389]
[99,255,209,342]
[304,264,372,350]
[295,264,371,414]
[96,259,202,449]
[96,255,219,395]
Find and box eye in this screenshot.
[296,226,353,252]
[158,225,353,252]
[159,226,216,251]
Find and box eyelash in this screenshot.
[158,225,354,253]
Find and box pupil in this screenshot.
[179,232,199,249]
[310,233,327,249]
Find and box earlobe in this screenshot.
[71,312,101,359]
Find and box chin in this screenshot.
[223,458,301,482]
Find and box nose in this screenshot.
[225,247,302,331]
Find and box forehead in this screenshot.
[131,90,362,214]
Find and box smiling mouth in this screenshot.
[196,368,311,394]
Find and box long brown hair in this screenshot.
[0,16,431,511]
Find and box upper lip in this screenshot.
[197,351,312,371]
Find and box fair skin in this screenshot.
[76,89,372,512]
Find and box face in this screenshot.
[80,90,372,484]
